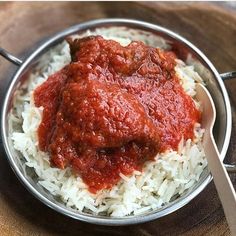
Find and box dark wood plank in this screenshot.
[0,2,235,235]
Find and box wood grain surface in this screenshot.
[0,2,236,236]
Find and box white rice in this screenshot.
[10,28,207,217]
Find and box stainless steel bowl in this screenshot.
[1,19,236,225]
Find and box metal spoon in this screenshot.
[196,83,236,234]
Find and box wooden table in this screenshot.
[0,2,235,235]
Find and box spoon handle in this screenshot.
[0,47,23,66]
[205,131,236,234]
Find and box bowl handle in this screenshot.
[220,72,236,173]
[224,164,236,173]
[220,72,236,81]
[0,47,23,66]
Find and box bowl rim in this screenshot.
[1,18,232,225]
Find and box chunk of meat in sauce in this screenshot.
[49,80,159,192]
[34,36,200,193]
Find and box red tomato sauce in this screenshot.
[34,36,200,193]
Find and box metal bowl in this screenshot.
[1,19,235,225]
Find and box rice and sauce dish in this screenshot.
[11,28,207,217]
